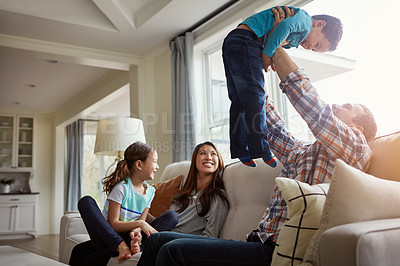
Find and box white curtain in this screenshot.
[66,119,84,211]
[170,32,196,161]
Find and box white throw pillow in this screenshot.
[271,178,329,266]
[302,159,400,266]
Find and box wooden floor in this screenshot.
[0,234,59,261]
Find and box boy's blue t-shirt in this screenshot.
[241,6,312,57]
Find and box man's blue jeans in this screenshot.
[138,232,275,266]
[222,28,273,159]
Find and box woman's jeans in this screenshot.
[222,28,273,159]
[69,195,178,266]
[138,231,275,266]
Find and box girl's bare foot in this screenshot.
[117,241,132,261]
[130,235,141,255]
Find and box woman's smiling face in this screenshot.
[195,145,219,175]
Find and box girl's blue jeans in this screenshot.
[222,28,273,159]
[138,231,275,266]
[69,195,178,265]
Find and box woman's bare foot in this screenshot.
[130,235,141,255]
[117,241,132,261]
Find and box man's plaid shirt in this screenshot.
[248,69,372,243]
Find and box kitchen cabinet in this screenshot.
[0,193,38,238]
[0,115,35,170]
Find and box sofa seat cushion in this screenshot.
[319,218,400,266]
[107,253,142,266]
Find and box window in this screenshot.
[205,48,232,163]
[81,120,114,208]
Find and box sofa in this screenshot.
[59,131,400,266]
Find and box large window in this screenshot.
[81,120,114,207]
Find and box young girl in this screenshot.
[170,141,229,237]
[69,142,178,266]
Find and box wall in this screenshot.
[32,114,54,234]
[153,49,173,180]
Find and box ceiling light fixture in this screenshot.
[45,59,58,64]
[24,83,36,88]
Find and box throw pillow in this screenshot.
[302,159,400,266]
[149,175,183,217]
[271,178,329,266]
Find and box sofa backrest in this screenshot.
[160,161,191,184]
[159,159,283,241]
[367,131,400,181]
[158,131,400,241]
[219,159,282,241]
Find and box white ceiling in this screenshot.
[0,0,234,114]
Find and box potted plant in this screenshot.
[0,178,15,193]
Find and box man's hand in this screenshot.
[264,6,295,72]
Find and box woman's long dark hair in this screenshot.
[102,141,154,195]
[172,141,229,216]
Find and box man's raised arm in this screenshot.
[272,46,299,80]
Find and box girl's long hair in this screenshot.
[102,141,154,195]
[172,141,229,216]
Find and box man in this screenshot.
[137,38,377,266]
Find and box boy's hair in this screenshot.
[312,14,343,51]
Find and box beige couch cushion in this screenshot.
[367,131,400,181]
[219,159,282,241]
[160,161,191,183]
[319,218,400,266]
[302,159,400,266]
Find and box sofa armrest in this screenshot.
[59,213,89,263]
[319,218,400,266]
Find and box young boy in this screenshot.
[222,6,343,167]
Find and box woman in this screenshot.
[170,141,229,237]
